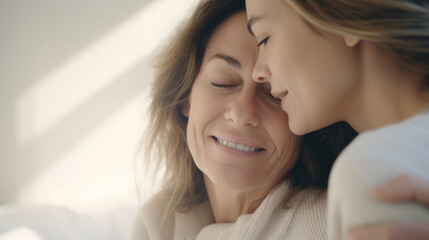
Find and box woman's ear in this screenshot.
[343,34,360,47]
[182,99,190,117]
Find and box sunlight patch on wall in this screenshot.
[12,0,198,209]
[18,95,145,210]
[15,0,197,146]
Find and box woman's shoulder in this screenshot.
[346,111,429,156]
[130,193,213,240]
[298,189,327,206]
[336,111,429,170]
[130,193,174,240]
[141,193,170,222]
[285,189,327,239]
[294,189,327,218]
[329,112,429,202]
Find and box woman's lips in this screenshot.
[271,90,288,100]
[272,91,288,110]
[278,91,288,100]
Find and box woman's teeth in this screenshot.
[216,138,260,152]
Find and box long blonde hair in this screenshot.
[278,0,429,82]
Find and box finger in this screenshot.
[371,174,429,205]
[396,224,429,240]
[348,224,394,240]
[348,223,429,240]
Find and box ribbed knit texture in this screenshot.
[130,181,327,240]
[328,111,429,240]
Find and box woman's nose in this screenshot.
[252,54,271,83]
[224,90,260,127]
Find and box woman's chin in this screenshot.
[205,170,261,192]
[289,117,311,136]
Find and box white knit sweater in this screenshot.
[130,182,327,240]
[327,111,429,240]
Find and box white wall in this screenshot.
[0,0,198,211]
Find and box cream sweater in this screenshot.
[130,182,327,240]
[328,111,429,240]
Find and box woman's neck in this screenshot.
[346,42,429,133]
[203,175,274,223]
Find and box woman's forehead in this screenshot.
[204,12,257,64]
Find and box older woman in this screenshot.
[130,0,356,239]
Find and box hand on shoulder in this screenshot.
[348,174,429,240]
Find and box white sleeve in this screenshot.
[327,135,429,240]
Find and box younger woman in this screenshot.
[245,0,429,239]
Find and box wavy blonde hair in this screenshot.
[277,0,429,82]
[137,0,357,228]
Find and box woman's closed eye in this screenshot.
[257,37,270,47]
[210,82,238,88]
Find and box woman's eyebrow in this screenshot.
[210,53,242,70]
[247,16,263,36]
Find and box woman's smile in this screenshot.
[211,135,265,157]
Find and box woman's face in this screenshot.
[184,12,300,192]
[245,0,360,135]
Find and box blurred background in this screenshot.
[0,0,198,239]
